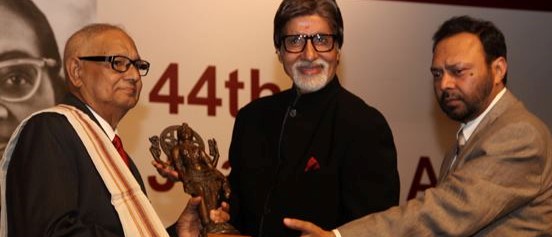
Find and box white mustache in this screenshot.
[294,59,327,69]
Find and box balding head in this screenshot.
[63,23,144,128]
[64,24,136,83]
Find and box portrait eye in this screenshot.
[0,66,38,90]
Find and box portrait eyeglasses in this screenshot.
[0,58,56,102]
[78,55,150,76]
[281,34,337,53]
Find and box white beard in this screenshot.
[291,58,329,93]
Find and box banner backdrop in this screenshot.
[17,0,552,226]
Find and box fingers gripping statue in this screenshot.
[150,123,239,236]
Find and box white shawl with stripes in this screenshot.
[0,105,168,236]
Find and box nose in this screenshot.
[126,64,141,82]
[301,40,318,61]
[438,72,455,90]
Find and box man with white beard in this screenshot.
[225,0,400,236]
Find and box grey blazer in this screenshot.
[338,91,552,236]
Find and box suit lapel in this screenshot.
[440,91,519,179]
[458,91,518,164]
[438,146,458,182]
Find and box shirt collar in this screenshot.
[86,105,117,141]
[458,88,507,142]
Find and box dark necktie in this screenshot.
[449,130,466,172]
[457,131,466,156]
[112,135,129,166]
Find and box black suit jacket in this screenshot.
[228,78,400,237]
[6,94,146,236]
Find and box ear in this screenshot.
[66,57,84,88]
[336,47,341,65]
[491,56,507,85]
[276,48,283,63]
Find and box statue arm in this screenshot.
[208,139,220,167]
[171,146,187,177]
[148,136,163,164]
[222,178,231,200]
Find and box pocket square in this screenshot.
[304,156,320,172]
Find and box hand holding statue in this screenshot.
[177,196,231,237]
[150,123,240,236]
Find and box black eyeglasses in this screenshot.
[281,34,337,53]
[78,55,150,76]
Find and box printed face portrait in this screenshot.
[278,14,340,94]
[0,5,56,155]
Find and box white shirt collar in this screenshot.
[86,105,117,141]
[458,88,507,142]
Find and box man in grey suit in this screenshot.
[283,15,552,236]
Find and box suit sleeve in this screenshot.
[227,111,245,231]
[339,108,400,221]
[338,120,549,236]
[6,114,122,237]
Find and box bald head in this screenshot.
[64,24,136,80]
